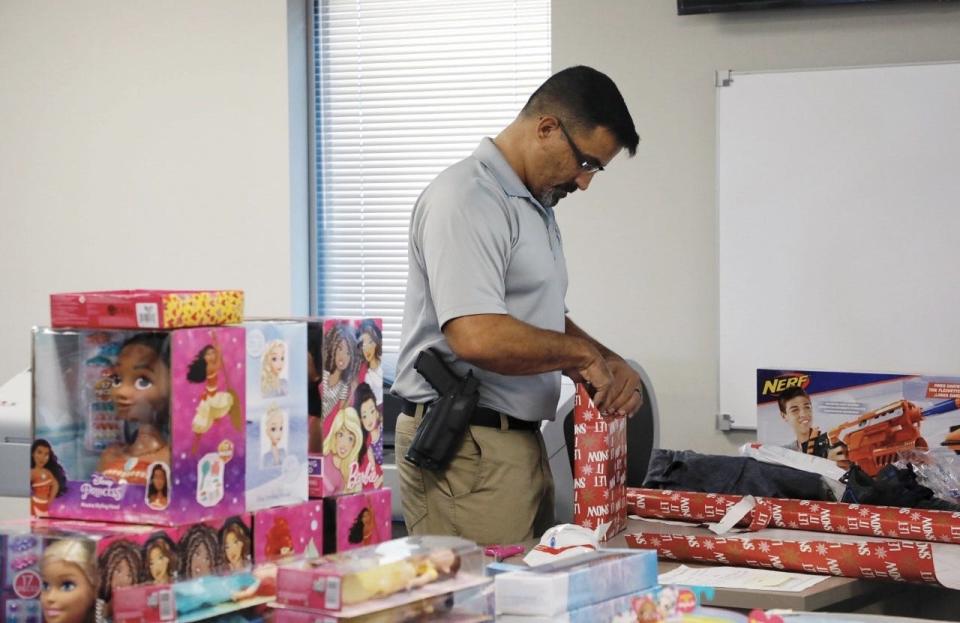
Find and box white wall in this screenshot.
[0,2,297,384]
[552,1,960,453]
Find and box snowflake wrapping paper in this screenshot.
[625,527,960,588]
[573,384,627,540]
[626,488,960,544]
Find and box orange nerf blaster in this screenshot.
[802,398,960,476]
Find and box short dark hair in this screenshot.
[522,65,639,156]
[777,387,810,414]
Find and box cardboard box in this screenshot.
[50,290,243,330]
[322,488,391,554]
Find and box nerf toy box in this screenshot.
[322,488,391,554]
[243,320,308,511]
[757,369,960,475]
[275,536,486,615]
[50,290,244,330]
[32,326,246,525]
[308,318,384,498]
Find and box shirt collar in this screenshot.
[473,137,539,204]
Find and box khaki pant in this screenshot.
[395,408,555,545]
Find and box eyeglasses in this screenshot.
[557,119,604,174]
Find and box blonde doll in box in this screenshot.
[338,548,461,606]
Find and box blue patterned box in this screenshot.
[244,320,308,511]
[494,549,657,617]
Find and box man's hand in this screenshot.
[566,347,615,410]
[602,356,643,417]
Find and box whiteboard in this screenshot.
[717,61,960,430]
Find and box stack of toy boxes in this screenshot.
[21,290,323,623]
[307,318,391,555]
[271,536,493,621]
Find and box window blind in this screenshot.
[312,0,551,353]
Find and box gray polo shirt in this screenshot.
[392,137,569,422]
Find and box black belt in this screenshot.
[401,399,539,432]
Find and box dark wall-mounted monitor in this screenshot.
[678,0,948,15]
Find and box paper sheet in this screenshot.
[658,564,829,592]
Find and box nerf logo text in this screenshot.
[762,374,810,395]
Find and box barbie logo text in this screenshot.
[80,474,126,501]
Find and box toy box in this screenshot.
[244,320,308,511]
[573,384,628,540]
[32,326,246,525]
[0,515,244,623]
[253,501,323,564]
[271,581,494,622]
[1,531,42,623]
[275,536,486,615]
[308,318,384,498]
[757,369,960,475]
[322,488,391,554]
[496,584,700,623]
[493,549,658,617]
[50,290,244,330]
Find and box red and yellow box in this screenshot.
[51,289,243,329]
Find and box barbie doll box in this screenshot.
[243,320,309,511]
[50,289,244,330]
[322,488,391,554]
[275,535,486,614]
[253,500,324,564]
[32,326,247,526]
[493,550,657,617]
[308,318,384,498]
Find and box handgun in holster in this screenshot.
[404,347,480,471]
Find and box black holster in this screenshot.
[404,348,479,471]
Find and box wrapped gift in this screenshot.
[627,488,960,544]
[50,290,244,329]
[573,384,627,539]
[625,528,960,588]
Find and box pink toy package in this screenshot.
[308,318,384,498]
[253,501,323,564]
[323,488,391,554]
[32,326,246,526]
[110,514,259,623]
[275,535,486,616]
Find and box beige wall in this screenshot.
[552,1,960,453]
[0,2,296,384]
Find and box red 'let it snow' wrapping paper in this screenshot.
[573,384,627,540]
[627,488,960,544]
[625,527,960,588]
